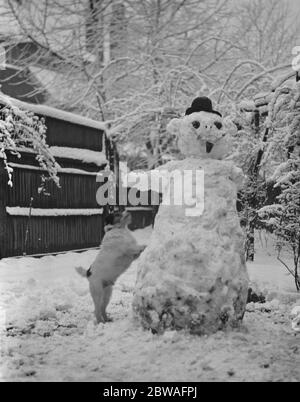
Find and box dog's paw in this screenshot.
[104,315,113,323]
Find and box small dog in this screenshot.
[76,211,145,323]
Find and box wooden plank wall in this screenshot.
[44,117,104,151]
[7,168,100,209]
[0,110,108,258]
[127,208,154,230]
[2,165,105,257]
[0,160,9,259]
[0,102,162,257]
[126,189,161,230]
[5,215,103,257]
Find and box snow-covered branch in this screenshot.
[0,94,59,187]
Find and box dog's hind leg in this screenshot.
[101,285,113,322]
[89,281,105,324]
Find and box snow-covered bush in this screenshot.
[258,81,300,291]
[227,105,269,260]
[259,157,300,291]
[0,97,59,187]
[230,76,300,266]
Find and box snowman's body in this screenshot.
[133,106,249,335]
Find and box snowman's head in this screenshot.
[167,99,230,159]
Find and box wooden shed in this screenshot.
[0,97,118,258]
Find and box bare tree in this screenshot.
[1,0,298,168]
[2,0,237,167]
[215,0,300,105]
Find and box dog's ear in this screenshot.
[166,118,181,137]
[105,214,115,226]
[120,211,132,227]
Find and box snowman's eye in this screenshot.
[192,121,200,129]
[214,121,223,130]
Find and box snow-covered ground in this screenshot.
[0,227,299,382]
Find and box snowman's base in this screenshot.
[133,278,247,335]
[132,158,249,335]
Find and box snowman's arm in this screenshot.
[127,161,177,192]
[229,165,245,190]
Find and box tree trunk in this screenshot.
[246,223,255,262]
[103,3,112,67]
[295,256,300,291]
[0,161,9,259]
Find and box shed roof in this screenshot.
[0,92,107,131]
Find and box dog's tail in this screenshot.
[75,266,89,278]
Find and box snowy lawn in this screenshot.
[0,228,299,382]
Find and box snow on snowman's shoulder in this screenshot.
[184,157,234,172]
[155,158,240,179]
[192,159,244,189]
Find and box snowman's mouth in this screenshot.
[206,142,214,153]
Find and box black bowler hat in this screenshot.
[185,96,222,117]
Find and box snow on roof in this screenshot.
[0,93,107,131]
[238,100,256,112]
[8,162,100,176]
[254,92,273,107]
[271,71,297,91]
[28,66,63,96]
[126,207,153,212]
[50,147,107,167]
[6,207,104,217]
[2,146,108,167]
[28,66,85,106]
[0,63,23,72]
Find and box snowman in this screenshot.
[133,97,249,335]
